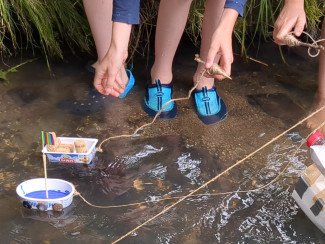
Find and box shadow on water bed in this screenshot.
[247,93,306,126]
[1,43,325,243]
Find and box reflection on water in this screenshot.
[208,134,307,243]
[2,136,320,243]
[20,203,77,228]
[1,57,324,243]
[9,134,317,243]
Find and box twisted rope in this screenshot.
[284,32,325,57]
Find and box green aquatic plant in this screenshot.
[129,0,158,66]
[304,0,324,36]
[0,0,323,70]
[0,0,92,68]
[0,59,36,85]
[186,0,205,46]
[234,0,280,57]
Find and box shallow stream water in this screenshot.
[1,42,324,243]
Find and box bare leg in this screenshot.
[193,0,226,89]
[150,0,193,84]
[307,20,325,133]
[83,0,112,63]
[83,0,128,83]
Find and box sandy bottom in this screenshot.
[0,42,323,243]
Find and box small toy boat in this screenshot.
[16,178,75,211]
[42,137,98,164]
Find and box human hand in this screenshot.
[93,22,132,97]
[273,0,306,45]
[94,48,126,97]
[205,8,238,80]
[205,31,233,80]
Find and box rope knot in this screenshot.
[283,32,324,57]
[194,54,232,80]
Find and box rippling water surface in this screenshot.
[0,52,323,243]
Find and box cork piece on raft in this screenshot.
[46,138,61,152]
[45,132,75,153]
[74,140,88,153]
[53,146,72,153]
[57,144,75,153]
[46,132,61,152]
[48,143,74,153]
[44,134,88,153]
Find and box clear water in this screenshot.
[25,190,70,199]
[0,47,323,243]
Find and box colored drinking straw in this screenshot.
[41,131,53,199]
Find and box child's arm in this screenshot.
[273,0,306,45]
[94,22,132,96]
[205,0,246,80]
[93,0,140,96]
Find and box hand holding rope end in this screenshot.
[284,34,325,51]
[194,54,232,80]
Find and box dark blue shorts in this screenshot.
[113,0,140,24]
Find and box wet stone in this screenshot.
[247,93,305,125]
[7,86,41,105]
[275,67,318,91]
